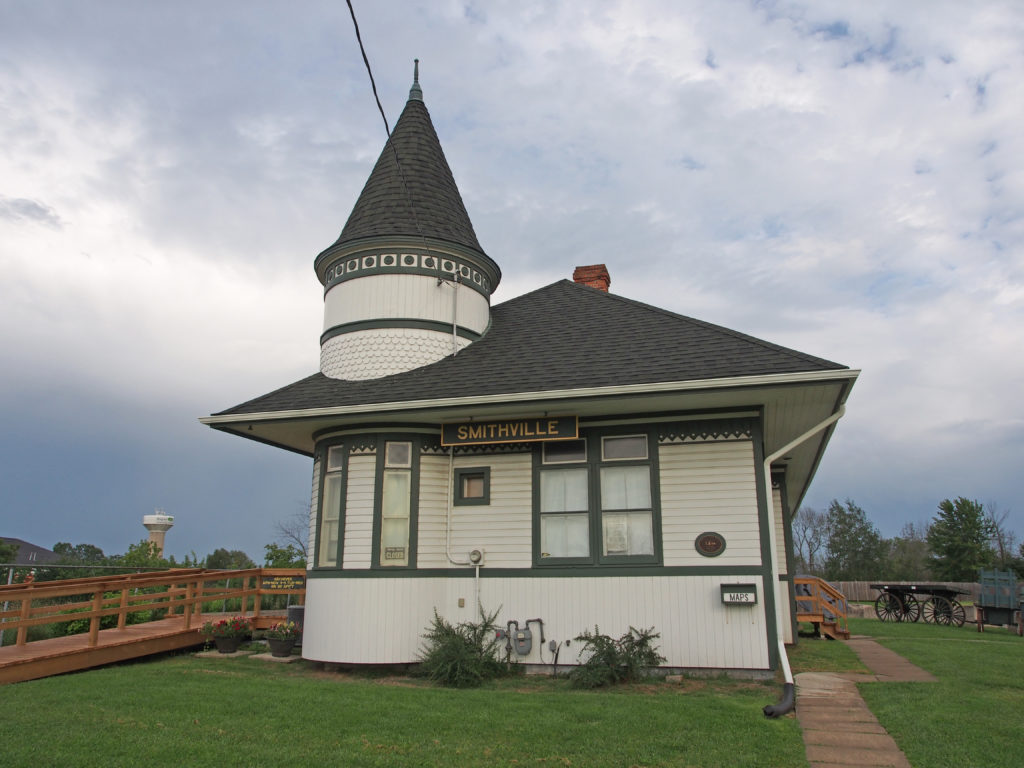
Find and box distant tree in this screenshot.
[204,548,256,570]
[792,506,827,575]
[44,541,110,580]
[53,542,106,564]
[823,499,884,581]
[927,497,995,581]
[984,503,1019,572]
[274,501,311,560]
[882,522,931,580]
[263,543,306,568]
[113,540,172,571]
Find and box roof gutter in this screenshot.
[762,404,846,718]
[200,369,860,426]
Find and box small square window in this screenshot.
[601,435,648,461]
[385,442,412,468]
[454,467,490,506]
[543,439,587,464]
[326,445,345,471]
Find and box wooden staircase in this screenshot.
[794,576,850,640]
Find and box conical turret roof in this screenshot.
[317,67,490,267]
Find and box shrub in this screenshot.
[415,607,512,688]
[569,626,666,689]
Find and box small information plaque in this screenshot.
[720,583,757,605]
[260,575,305,592]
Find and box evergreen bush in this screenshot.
[569,626,666,689]
[415,607,512,688]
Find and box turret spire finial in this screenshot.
[409,59,423,101]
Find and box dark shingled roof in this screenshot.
[319,89,487,260]
[214,280,848,416]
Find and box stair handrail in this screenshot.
[794,576,849,638]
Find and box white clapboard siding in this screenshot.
[773,485,787,572]
[303,574,770,670]
[418,453,534,568]
[417,455,450,567]
[659,441,761,566]
[323,274,490,334]
[307,459,320,569]
[342,454,377,569]
[772,485,793,643]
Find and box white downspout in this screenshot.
[445,446,471,567]
[762,405,846,717]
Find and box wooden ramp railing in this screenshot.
[794,576,850,640]
[0,568,305,684]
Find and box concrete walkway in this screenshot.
[795,635,936,768]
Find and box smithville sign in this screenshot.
[441,416,578,446]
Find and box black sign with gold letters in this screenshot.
[442,416,578,446]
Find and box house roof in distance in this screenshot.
[212,279,850,417]
[0,537,60,566]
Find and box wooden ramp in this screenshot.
[0,567,304,685]
[0,615,205,684]
[795,576,851,640]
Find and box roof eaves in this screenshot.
[200,368,860,426]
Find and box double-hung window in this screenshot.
[536,431,659,565]
[317,446,345,567]
[599,436,654,557]
[379,441,413,567]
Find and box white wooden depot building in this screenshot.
[202,70,858,675]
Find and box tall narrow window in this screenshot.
[317,446,345,567]
[599,436,653,556]
[379,441,412,566]
[539,439,589,560]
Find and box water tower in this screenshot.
[142,509,174,556]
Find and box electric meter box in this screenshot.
[514,628,532,655]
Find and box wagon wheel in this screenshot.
[923,596,954,625]
[901,595,921,623]
[948,600,966,628]
[874,592,904,622]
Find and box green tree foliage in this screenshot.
[53,542,106,564]
[823,499,884,581]
[927,497,995,581]
[263,543,306,568]
[204,548,256,570]
[881,522,931,581]
[113,540,173,570]
[0,538,18,564]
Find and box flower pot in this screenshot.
[267,638,296,658]
[213,636,242,654]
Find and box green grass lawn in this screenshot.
[849,617,1024,768]
[3,620,1021,767]
[0,648,805,768]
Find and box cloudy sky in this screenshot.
[2,1,1022,563]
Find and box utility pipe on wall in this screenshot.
[762,405,846,718]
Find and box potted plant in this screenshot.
[202,615,252,654]
[264,620,301,657]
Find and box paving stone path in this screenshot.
[795,635,936,768]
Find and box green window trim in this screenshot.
[313,440,355,569]
[532,427,662,567]
[370,437,421,569]
[454,466,491,506]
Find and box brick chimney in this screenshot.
[572,264,611,292]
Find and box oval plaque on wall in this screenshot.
[695,531,726,557]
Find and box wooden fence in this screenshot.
[0,567,305,647]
